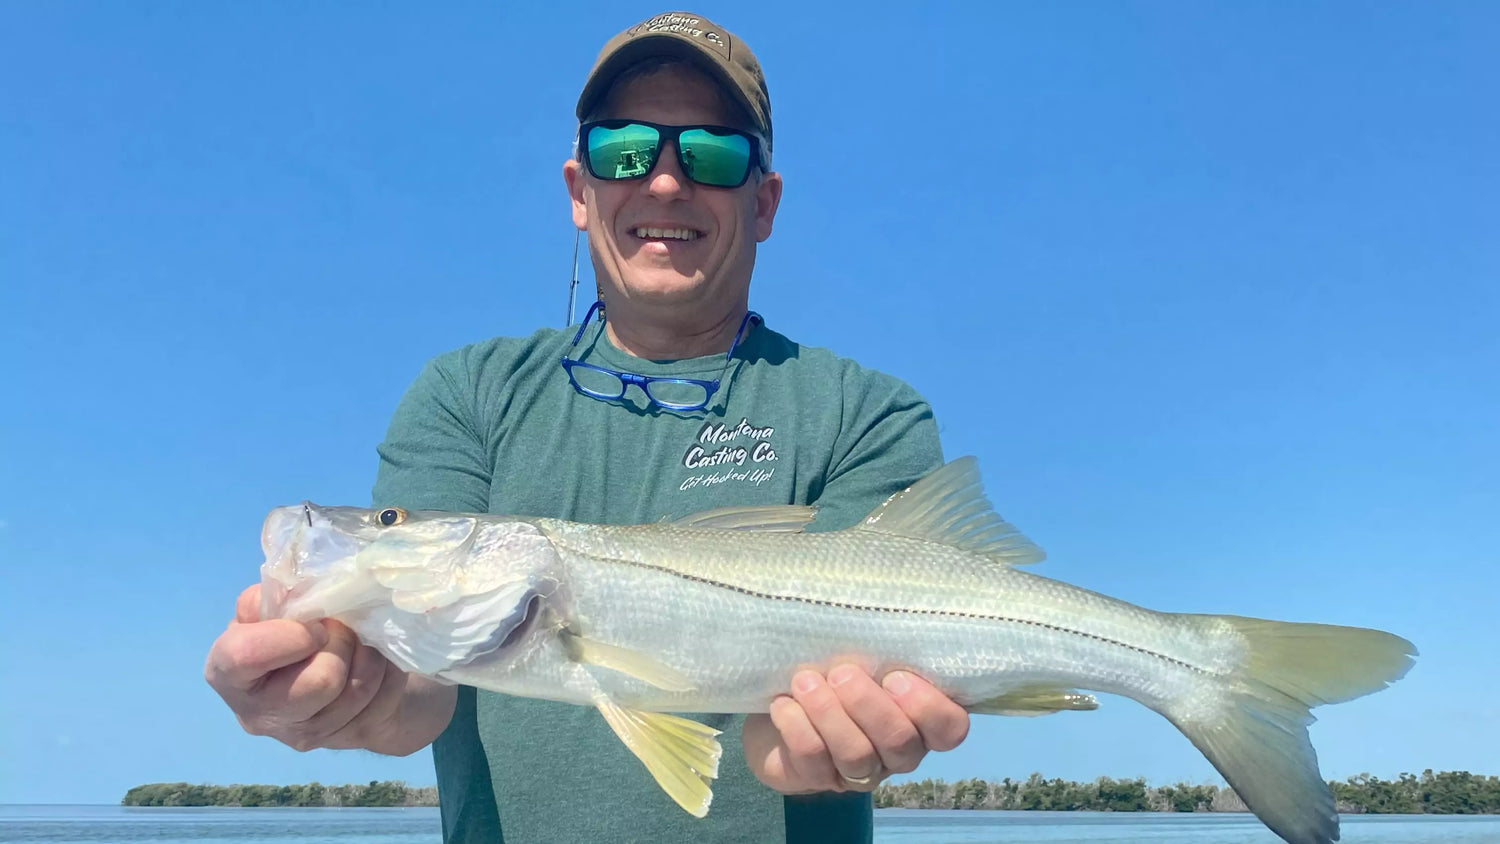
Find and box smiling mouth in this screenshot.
[632,226,702,242]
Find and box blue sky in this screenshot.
[2,2,1496,805]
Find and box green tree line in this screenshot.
[125,770,1500,814]
[121,780,438,807]
[873,770,1500,814]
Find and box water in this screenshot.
[2,805,1498,843]
[0,806,438,843]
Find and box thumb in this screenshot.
[235,585,262,624]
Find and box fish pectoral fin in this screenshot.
[967,687,1099,717]
[561,630,697,693]
[854,457,1045,566]
[670,504,819,532]
[593,694,722,817]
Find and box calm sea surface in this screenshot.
[3,805,1498,843]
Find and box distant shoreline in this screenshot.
[124,771,1499,815]
[122,781,436,809]
[874,772,1499,815]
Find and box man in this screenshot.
[205,11,969,842]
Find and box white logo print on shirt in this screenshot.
[679,417,778,491]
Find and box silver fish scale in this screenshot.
[444,519,1235,716]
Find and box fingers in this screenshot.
[235,585,262,624]
[768,690,842,790]
[745,666,971,796]
[286,640,402,750]
[829,666,926,775]
[742,712,819,795]
[787,669,882,789]
[881,670,970,752]
[250,620,361,725]
[206,616,329,692]
[206,586,406,754]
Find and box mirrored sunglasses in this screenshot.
[581,120,765,189]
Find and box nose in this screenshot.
[643,141,693,199]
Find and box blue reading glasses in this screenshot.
[560,300,761,412]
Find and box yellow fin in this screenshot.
[593,694,722,817]
[967,686,1099,717]
[1165,615,1416,844]
[671,504,818,532]
[562,630,696,693]
[856,457,1045,565]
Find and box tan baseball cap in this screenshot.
[576,11,772,149]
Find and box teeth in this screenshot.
[634,227,699,241]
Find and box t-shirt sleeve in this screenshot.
[371,352,493,513]
[809,371,944,532]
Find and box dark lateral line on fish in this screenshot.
[579,552,1211,676]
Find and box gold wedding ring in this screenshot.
[841,772,875,786]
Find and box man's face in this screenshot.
[564,64,782,313]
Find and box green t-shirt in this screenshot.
[372,318,943,843]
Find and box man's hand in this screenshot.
[742,665,969,794]
[204,585,455,756]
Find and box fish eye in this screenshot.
[376,507,408,527]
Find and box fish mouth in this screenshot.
[259,577,293,620]
[261,504,309,563]
[258,505,306,620]
[258,502,349,620]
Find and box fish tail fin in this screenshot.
[1166,615,1416,844]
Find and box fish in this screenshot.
[258,457,1415,844]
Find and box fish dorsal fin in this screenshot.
[671,504,818,532]
[855,457,1045,565]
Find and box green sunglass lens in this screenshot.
[678,129,751,187]
[587,124,661,180]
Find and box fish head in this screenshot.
[258,502,502,622]
[257,503,566,678]
[257,503,567,677]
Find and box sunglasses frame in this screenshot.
[579,119,768,189]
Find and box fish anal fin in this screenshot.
[967,687,1099,717]
[562,630,696,693]
[855,457,1045,565]
[593,694,722,817]
[671,504,818,532]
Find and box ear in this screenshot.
[563,159,588,231]
[753,171,783,243]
